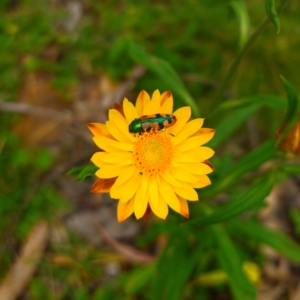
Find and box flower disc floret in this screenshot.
[134,130,173,176]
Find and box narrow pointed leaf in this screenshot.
[211,224,256,300]
[204,140,277,197]
[276,76,300,146]
[230,1,250,49]
[150,234,199,300]
[209,104,259,148]
[73,163,98,181]
[265,0,280,34]
[125,264,155,295]
[184,176,273,226]
[230,220,300,263]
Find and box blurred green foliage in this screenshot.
[1,0,300,299]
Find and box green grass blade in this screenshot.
[290,209,300,237]
[204,139,277,197]
[230,220,300,263]
[210,104,259,148]
[125,264,155,295]
[280,164,300,175]
[215,95,287,112]
[276,76,300,146]
[230,1,250,49]
[150,234,199,300]
[183,176,274,226]
[265,0,280,34]
[281,76,298,122]
[211,224,256,300]
[210,93,289,148]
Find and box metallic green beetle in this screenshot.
[129,113,177,133]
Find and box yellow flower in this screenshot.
[88,90,215,222]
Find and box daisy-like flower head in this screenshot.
[88,90,215,222]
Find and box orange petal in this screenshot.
[120,172,142,203]
[148,175,159,210]
[135,90,150,117]
[93,136,133,152]
[91,151,133,168]
[160,91,172,106]
[110,179,126,199]
[144,90,161,114]
[142,205,153,221]
[191,175,211,189]
[176,130,216,152]
[106,120,133,143]
[167,106,191,136]
[159,177,181,212]
[134,185,149,219]
[160,169,183,187]
[123,97,139,124]
[172,182,199,201]
[203,160,214,170]
[179,162,213,175]
[173,147,215,163]
[157,198,169,219]
[96,165,129,179]
[160,92,173,114]
[87,123,113,138]
[90,177,117,193]
[118,198,134,222]
[108,109,135,143]
[178,197,189,218]
[149,193,169,219]
[193,128,216,138]
[172,119,204,146]
[113,103,125,117]
[168,166,199,183]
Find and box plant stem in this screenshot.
[212,0,289,111]
[213,17,270,107]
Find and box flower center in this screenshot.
[133,131,174,175]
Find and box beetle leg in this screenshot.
[142,122,151,132]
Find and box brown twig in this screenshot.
[0,220,49,300]
[112,65,146,104]
[94,221,154,264]
[0,101,71,122]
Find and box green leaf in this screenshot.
[183,176,274,227]
[125,264,155,295]
[230,1,250,49]
[290,209,300,238]
[67,165,86,176]
[209,104,259,148]
[210,93,289,148]
[211,224,256,300]
[280,164,300,175]
[216,95,287,112]
[281,76,298,122]
[208,95,286,147]
[276,76,300,146]
[67,163,98,181]
[128,42,200,117]
[230,220,300,263]
[150,234,199,300]
[204,140,277,197]
[265,0,280,34]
